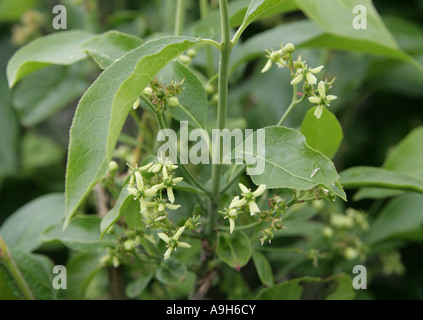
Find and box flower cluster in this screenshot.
[220,183,266,234]
[262,43,338,119]
[127,154,183,223]
[137,77,184,113]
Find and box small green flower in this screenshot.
[290,65,324,86]
[308,81,337,119]
[221,196,242,234]
[148,153,178,173]
[156,165,183,204]
[261,49,286,73]
[233,183,266,216]
[158,226,191,259]
[127,171,159,213]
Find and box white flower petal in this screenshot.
[134,171,144,190]
[310,65,324,74]
[165,203,181,211]
[164,247,173,259]
[167,187,175,204]
[158,232,170,244]
[173,226,185,241]
[326,95,337,101]
[290,73,303,85]
[178,241,192,249]
[248,201,261,216]
[229,219,235,234]
[314,105,324,119]
[318,81,326,98]
[238,183,250,195]
[261,59,272,73]
[308,96,321,104]
[306,73,317,85]
[252,184,266,197]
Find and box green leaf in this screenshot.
[256,273,354,300]
[0,75,19,183]
[300,107,343,159]
[100,188,130,238]
[252,250,274,287]
[65,36,201,227]
[7,30,94,87]
[155,259,187,285]
[366,194,423,244]
[238,0,291,36]
[157,60,207,128]
[216,231,252,269]
[384,126,423,179]
[10,251,57,300]
[294,0,409,62]
[0,194,65,253]
[355,126,423,200]
[0,265,21,299]
[256,276,304,299]
[12,66,88,126]
[81,30,143,69]
[340,166,423,194]
[236,126,346,200]
[326,274,355,300]
[126,272,153,298]
[66,251,104,299]
[40,216,115,252]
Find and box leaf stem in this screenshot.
[174,0,186,36]
[0,236,34,300]
[200,0,215,77]
[277,85,306,126]
[208,0,231,236]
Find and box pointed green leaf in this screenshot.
[6,30,94,87]
[300,107,343,159]
[12,66,88,126]
[236,126,346,200]
[216,231,252,269]
[252,250,274,287]
[65,36,201,227]
[81,30,143,69]
[100,188,130,238]
[41,216,116,252]
[0,194,65,253]
[340,166,423,194]
[366,194,423,244]
[155,259,187,285]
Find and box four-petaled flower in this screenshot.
[223,196,242,234]
[290,65,324,86]
[148,152,178,173]
[308,81,337,119]
[261,49,286,73]
[158,226,191,259]
[231,183,267,216]
[156,166,183,203]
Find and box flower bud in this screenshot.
[187,48,197,58]
[167,97,179,108]
[284,43,295,53]
[108,161,119,173]
[142,87,153,97]
[178,55,191,64]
